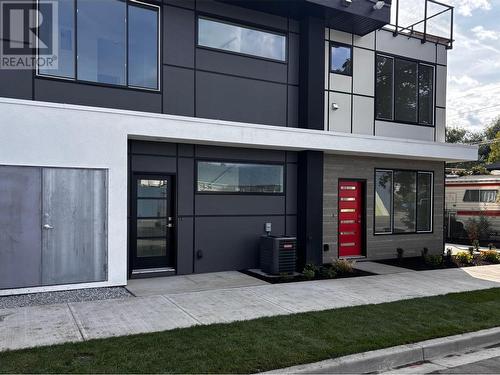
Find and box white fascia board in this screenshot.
[0,98,477,162]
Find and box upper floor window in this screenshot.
[38,0,160,90]
[197,161,284,194]
[330,43,352,76]
[375,55,434,126]
[463,190,498,203]
[197,18,287,62]
[375,169,433,234]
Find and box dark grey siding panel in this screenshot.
[34,79,162,113]
[287,151,298,163]
[289,19,300,33]
[131,155,177,173]
[194,216,285,273]
[0,167,41,289]
[196,0,288,30]
[178,144,194,157]
[195,195,285,216]
[288,32,300,85]
[163,5,195,68]
[164,0,194,9]
[286,215,297,236]
[0,69,32,100]
[195,145,285,162]
[286,163,298,214]
[163,65,195,116]
[196,71,287,126]
[196,49,288,83]
[129,141,177,156]
[287,85,299,127]
[177,157,194,216]
[176,217,194,274]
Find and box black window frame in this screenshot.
[196,16,288,63]
[195,159,286,196]
[35,0,161,92]
[375,54,435,127]
[330,42,353,76]
[374,168,434,235]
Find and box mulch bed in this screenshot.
[241,268,375,284]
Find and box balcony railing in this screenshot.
[386,0,454,49]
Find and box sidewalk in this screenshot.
[1,265,500,352]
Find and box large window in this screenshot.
[37,0,160,90]
[197,161,284,194]
[330,43,352,76]
[197,18,286,62]
[376,55,435,126]
[463,190,498,203]
[375,169,433,234]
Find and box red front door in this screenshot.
[338,180,364,257]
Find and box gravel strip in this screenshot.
[0,287,132,309]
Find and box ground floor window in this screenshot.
[375,169,433,234]
[196,161,284,194]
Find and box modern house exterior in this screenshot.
[0,0,477,295]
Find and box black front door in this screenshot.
[131,174,175,270]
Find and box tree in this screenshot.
[485,116,500,140]
[487,131,500,163]
[446,126,468,144]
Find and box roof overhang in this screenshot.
[0,98,477,163]
[217,0,391,36]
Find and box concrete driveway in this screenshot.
[1,266,500,352]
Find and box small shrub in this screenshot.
[445,248,453,264]
[472,240,480,252]
[302,264,318,279]
[488,243,496,250]
[424,255,443,268]
[319,265,337,279]
[333,259,355,274]
[397,248,404,260]
[468,246,474,255]
[455,251,473,265]
[421,247,429,258]
[481,250,500,264]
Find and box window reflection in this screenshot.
[198,18,286,61]
[197,162,284,193]
[331,44,352,75]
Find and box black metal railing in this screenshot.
[390,0,454,49]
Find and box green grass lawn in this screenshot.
[2,288,500,373]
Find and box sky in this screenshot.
[395,0,500,132]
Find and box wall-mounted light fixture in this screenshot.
[331,103,339,111]
[373,1,385,10]
[342,0,352,7]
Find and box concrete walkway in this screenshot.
[353,261,411,275]
[126,271,268,297]
[1,265,500,352]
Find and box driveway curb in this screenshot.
[262,327,500,374]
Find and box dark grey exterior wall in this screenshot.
[323,155,444,262]
[129,140,297,274]
[0,0,299,128]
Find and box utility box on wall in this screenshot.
[260,235,297,275]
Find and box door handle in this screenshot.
[43,224,54,230]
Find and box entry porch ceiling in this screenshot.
[217,0,391,36]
